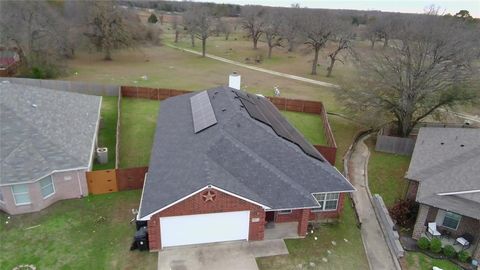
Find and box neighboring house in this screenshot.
[137,87,355,251]
[0,47,21,77]
[406,127,480,260]
[0,82,101,215]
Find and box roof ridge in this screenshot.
[220,129,313,198]
[0,95,84,166]
[414,145,480,181]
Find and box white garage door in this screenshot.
[160,211,250,248]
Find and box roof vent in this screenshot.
[440,142,444,145]
[460,144,465,147]
[229,72,241,90]
[32,104,37,108]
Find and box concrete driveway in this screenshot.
[157,239,288,270]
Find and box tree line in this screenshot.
[0,0,161,78]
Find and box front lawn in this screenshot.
[366,138,411,207]
[119,98,160,168]
[257,196,369,270]
[405,252,461,270]
[93,96,118,170]
[0,191,157,270]
[281,111,327,145]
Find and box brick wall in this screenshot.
[413,204,430,239]
[147,188,265,251]
[298,209,310,236]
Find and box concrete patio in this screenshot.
[264,222,301,240]
[422,233,476,254]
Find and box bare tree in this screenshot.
[326,21,354,77]
[182,8,197,47]
[84,1,134,60]
[364,17,383,49]
[301,11,336,75]
[340,14,479,137]
[215,18,234,40]
[194,7,214,57]
[0,0,69,77]
[241,6,265,49]
[279,6,302,52]
[263,9,282,58]
[171,16,180,43]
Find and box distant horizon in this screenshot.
[189,0,480,18]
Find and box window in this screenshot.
[442,212,461,230]
[39,176,55,199]
[312,192,339,211]
[12,184,30,205]
[278,210,292,215]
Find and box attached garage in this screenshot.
[160,211,250,248]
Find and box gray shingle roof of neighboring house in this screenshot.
[139,87,355,219]
[0,82,101,186]
[406,127,480,219]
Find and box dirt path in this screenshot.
[348,135,400,270]
[165,43,340,89]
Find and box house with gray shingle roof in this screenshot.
[137,87,355,250]
[0,82,101,215]
[407,127,480,260]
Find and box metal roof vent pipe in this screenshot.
[229,72,241,90]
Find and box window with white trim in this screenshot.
[278,210,292,215]
[39,176,55,199]
[442,212,461,230]
[312,193,339,212]
[12,184,31,205]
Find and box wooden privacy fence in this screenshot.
[120,86,338,165]
[87,167,148,195]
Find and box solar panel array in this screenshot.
[235,91,325,162]
[190,91,217,133]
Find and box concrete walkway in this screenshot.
[348,136,400,270]
[165,43,340,89]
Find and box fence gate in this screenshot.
[86,169,118,194]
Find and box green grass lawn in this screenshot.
[257,196,369,270]
[405,252,461,270]
[119,98,160,168]
[93,96,118,170]
[366,138,411,207]
[281,111,327,145]
[328,115,363,168]
[0,190,157,270]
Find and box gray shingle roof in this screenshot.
[406,127,480,219]
[0,82,101,185]
[139,87,354,219]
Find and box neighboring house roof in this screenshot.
[0,82,101,186]
[139,87,354,219]
[406,127,480,219]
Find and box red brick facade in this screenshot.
[147,188,265,251]
[146,188,348,251]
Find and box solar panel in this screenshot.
[190,91,217,133]
[235,91,325,162]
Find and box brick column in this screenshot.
[298,209,310,236]
[147,218,160,251]
[412,204,429,240]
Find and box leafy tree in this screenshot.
[148,13,158,24]
[455,10,473,21]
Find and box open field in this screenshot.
[93,96,118,170]
[0,190,157,270]
[64,46,342,112]
[257,197,369,270]
[119,98,160,168]
[366,138,411,207]
[405,252,460,270]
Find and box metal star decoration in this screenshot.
[202,190,216,202]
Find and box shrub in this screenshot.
[458,250,470,263]
[429,238,442,253]
[443,245,456,258]
[389,199,418,227]
[148,13,158,24]
[417,237,430,250]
